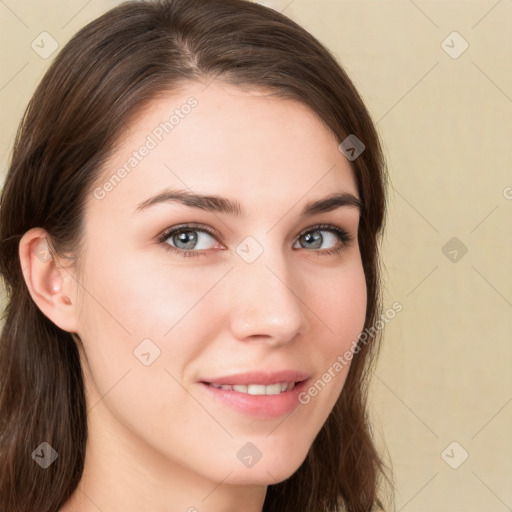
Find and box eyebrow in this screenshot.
[134,188,362,217]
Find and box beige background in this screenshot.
[1,1,511,510]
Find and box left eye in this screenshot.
[293,228,344,251]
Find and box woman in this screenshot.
[0,0,392,510]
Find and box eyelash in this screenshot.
[156,223,354,258]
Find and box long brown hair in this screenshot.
[0,1,392,510]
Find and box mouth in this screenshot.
[206,381,299,395]
[198,372,310,418]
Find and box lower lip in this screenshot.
[199,380,309,419]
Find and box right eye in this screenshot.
[157,224,224,258]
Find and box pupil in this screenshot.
[175,230,197,249]
[304,231,322,249]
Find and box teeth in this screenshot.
[249,384,280,395]
[210,382,296,395]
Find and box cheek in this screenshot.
[77,244,205,334]
[300,258,367,406]
[311,256,367,352]
[74,243,230,384]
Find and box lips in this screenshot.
[199,370,310,418]
[201,370,310,386]
[209,382,296,395]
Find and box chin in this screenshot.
[222,451,309,486]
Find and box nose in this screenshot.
[227,251,308,347]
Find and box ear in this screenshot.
[19,227,80,333]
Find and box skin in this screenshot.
[20,81,367,512]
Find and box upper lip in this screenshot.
[201,370,310,386]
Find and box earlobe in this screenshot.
[19,227,78,332]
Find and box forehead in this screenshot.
[89,81,358,218]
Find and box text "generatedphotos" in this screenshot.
[93,97,198,200]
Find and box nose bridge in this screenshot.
[227,239,307,344]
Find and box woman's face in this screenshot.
[72,81,367,485]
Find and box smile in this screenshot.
[208,382,296,395]
[200,376,310,418]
